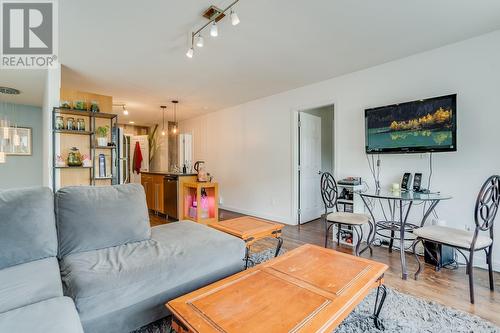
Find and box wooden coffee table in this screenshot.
[209,216,284,268]
[167,244,389,333]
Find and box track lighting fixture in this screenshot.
[196,34,204,47]
[186,0,242,58]
[113,103,129,116]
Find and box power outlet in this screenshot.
[219,197,224,205]
[464,224,471,232]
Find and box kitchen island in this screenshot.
[141,171,197,220]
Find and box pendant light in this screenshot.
[171,100,178,134]
[160,105,167,136]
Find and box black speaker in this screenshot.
[401,173,412,191]
[424,241,455,268]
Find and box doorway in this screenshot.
[297,104,335,225]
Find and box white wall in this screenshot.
[42,65,61,188]
[180,30,500,269]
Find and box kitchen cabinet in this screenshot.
[141,174,154,210]
[153,175,164,214]
[141,172,197,218]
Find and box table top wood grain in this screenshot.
[209,216,284,242]
[166,244,388,333]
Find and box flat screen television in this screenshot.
[365,94,457,154]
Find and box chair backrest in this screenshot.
[474,175,500,236]
[320,172,339,214]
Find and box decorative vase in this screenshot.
[97,137,108,147]
[76,118,85,131]
[55,116,64,130]
[90,101,100,112]
[67,147,83,166]
[66,117,75,130]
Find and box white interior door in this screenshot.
[299,112,322,223]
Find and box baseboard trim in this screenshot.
[219,205,294,225]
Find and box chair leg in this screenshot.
[354,226,362,256]
[337,223,341,245]
[324,221,329,248]
[324,223,333,248]
[487,245,494,291]
[359,222,373,256]
[388,230,395,253]
[412,238,423,280]
[468,251,475,304]
[435,246,441,272]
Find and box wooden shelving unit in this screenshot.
[182,182,219,224]
[52,107,118,190]
[333,183,364,247]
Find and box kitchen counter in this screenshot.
[141,172,198,220]
[142,171,197,177]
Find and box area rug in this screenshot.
[133,248,500,333]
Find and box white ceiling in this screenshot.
[59,0,500,125]
[0,70,45,106]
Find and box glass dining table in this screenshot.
[355,189,452,280]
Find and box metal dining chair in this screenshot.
[411,175,500,304]
[320,172,373,256]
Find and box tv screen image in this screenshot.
[365,94,456,154]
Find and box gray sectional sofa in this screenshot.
[0,184,246,333]
[0,187,84,333]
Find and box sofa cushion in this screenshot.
[0,187,57,269]
[60,221,245,324]
[55,184,151,257]
[0,297,83,333]
[0,257,63,313]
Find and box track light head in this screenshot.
[230,10,240,26]
[122,105,129,115]
[196,34,204,47]
[186,47,194,58]
[210,21,218,37]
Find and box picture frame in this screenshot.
[4,127,32,156]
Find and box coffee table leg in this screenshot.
[245,247,250,269]
[373,284,387,330]
[275,237,283,257]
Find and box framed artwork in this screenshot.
[4,127,32,156]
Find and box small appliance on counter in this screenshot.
[338,177,361,186]
[194,160,208,182]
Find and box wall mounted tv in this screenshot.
[365,94,457,154]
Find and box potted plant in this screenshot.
[96,125,109,147]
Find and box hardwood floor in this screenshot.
[149,209,500,326]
